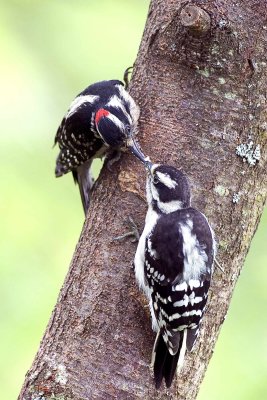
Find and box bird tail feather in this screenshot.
[73,161,94,215]
[152,329,187,389]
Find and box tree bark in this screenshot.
[19,1,267,399]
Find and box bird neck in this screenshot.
[151,198,188,215]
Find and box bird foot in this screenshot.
[113,216,140,243]
[104,149,121,172]
[123,66,133,90]
[214,258,224,273]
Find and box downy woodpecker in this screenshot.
[134,163,215,388]
[54,79,146,214]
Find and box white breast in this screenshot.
[134,207,159,298]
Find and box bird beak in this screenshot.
[126,137,148,164]
[145,162,159,178]
[145,160,153,174]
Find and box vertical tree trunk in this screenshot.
[19,1,267,399]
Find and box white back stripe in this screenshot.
[180,221,208,281]
[106,113,125,132]
[66,95,99,118]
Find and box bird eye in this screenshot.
[153,175,159,184]
[125,125,131,135]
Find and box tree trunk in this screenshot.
[19,1,267,399]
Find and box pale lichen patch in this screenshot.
[219,240,229,251]
[232,192,241,204]
[44,370,52,380]
[43,355,68,386]
[214,185,229,197]
[197,67,210,78]
[55,364,68,386]
[211,44,219,55]
[242,209,248,217]
[259,121,267,132]
[218,19,227,29]
[224,92,236,100]
[29,370,39,382]
[236,141,261,166]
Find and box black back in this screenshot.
[55,80,124,177]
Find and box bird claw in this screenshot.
[214,258,224,273]
[105,150,121,172]
[123,66,133,90]
[113,216,140,243]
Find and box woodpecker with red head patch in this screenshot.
[134,163,215,388]
[55,79,146,214]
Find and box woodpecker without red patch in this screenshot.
[95,108,110,124]
[134,164,215,389]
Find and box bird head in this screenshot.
[145,163,191,213]
[94,108,147,163]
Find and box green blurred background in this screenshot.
[0,1,266,399]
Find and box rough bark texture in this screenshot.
[20,1,267,399]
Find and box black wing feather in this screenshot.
[146,207,214,388]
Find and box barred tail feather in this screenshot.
[152,330,187,389]
[152,331,169,389]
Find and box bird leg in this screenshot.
[113,216,140,243]
[214,258,225,273]
[104,149,122,172]
[123,66,133,90]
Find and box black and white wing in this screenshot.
[55,88,102,178]
[55,99,101,213]
[54,80,123,213]
[145,207,215,388]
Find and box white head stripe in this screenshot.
[117,85,140,123]
[107,95,132,124]
[107,113,125,132]
[157,172,177,189]
[66,95,99,118]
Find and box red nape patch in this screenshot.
[95,108,109,124]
